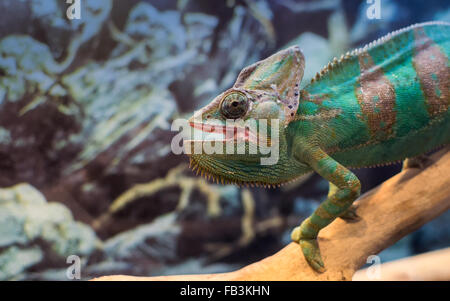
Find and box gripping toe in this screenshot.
[339,204,360,221]
[298,238,326,273]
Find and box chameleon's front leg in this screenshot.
[291,148,361,272]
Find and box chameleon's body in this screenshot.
[297,22,450,168]
[185,22,450,272]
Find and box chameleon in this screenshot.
[183,21,450,272]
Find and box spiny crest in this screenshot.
[188,157,306,189]
[309,21,450,85]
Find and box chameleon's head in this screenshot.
[184,46,309,186]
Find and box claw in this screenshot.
[402,155,430,170]
[291,226,326,273]
[299,238,326,273]
[339,204,360,221]
[290,226,302,242]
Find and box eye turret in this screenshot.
[220,91,249,119]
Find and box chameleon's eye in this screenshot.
[220,92,249,119]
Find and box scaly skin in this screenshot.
[184,21,450,272]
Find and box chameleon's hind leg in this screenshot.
[329,182,360,221]
[402,154,430,170]
[291,148,361,272]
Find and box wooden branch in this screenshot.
[93,147,450,281]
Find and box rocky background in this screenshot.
[0,0,449,280]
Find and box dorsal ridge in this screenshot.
[309,21,450,85]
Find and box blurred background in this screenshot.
[0,0,449,280]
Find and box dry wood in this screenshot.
[93,147,450,281]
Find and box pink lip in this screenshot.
[189,122,258,143]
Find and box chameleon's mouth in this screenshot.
[184,121,284,188]
[185,121,259,144]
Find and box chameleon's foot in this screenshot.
[291,227,326,273]
[402,155,430,170]
[339,204,360,221]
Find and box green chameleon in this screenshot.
[184,21,450,272]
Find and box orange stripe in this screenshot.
[356,51,397,141]
[413,27,450,117]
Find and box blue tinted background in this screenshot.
[0,0,448,280]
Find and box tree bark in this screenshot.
[93,147,450,281]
